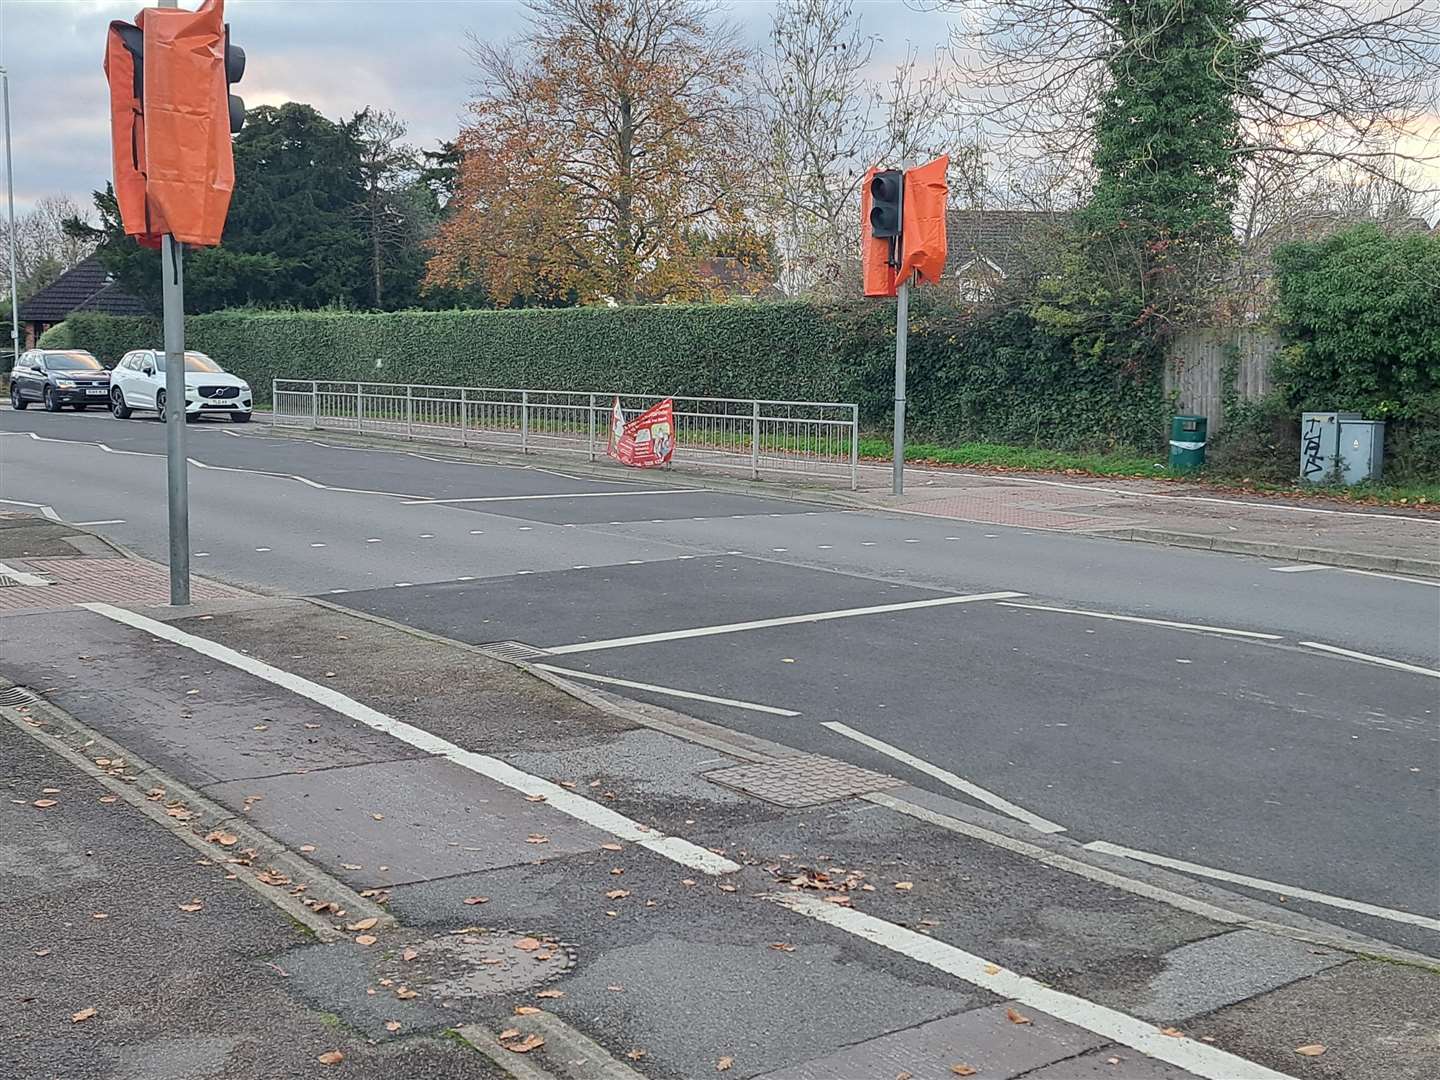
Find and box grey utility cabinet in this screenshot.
[1299,411,1384,484]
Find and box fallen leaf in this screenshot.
[983,963,1001,976]
[91,912,108,920]
[32,948,50,957]
[525,834,550,845]
[951,1066,977,1077]
[355,934,377,946]
[600,843,623,851]
[525,793,547,803]
[769,943,796,952]
[894,881,914,891]
[606,984,624,992]
[717,1057,734,1072]
[1105,1057,1120,1066]
[1160,1027,1184,1038]
[177,900,204,913]
[346,917,379,931]
[515,1006,541,1015]
[536,989,564,999]
[606,889,630,900]
[681,879,697,887]
[41,788,60,794]
[1294,1045,1326,1057]
[342,863,363,870]
[71,1007,96,1023]
[627,1048,647,1060]
[1006,1008,1032,1026]
[498,1028,521,1040]
[394,987,418,1000]
[318,1050,344,1065]
[371,813,384,821]
[98,796,118,804]
[718,883,737,893]
[610,868,624,876]
[897,1073,913,1080]
[506,1034,545,1054]
[463,896,490,906]
[605,910,618,917]
[385,1021,401,1032]
[299,844,316,853]
[401,948,418,962]
[32,799,58,809]
[515,937,542,952]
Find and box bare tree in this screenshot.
[758,0,955,296]
[936,0,1440,191]
[2,194,96,296]
[348,108,420,309]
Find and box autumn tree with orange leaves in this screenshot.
[425,0,763,306]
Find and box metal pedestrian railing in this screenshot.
[271,380,860,488]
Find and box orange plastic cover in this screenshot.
[104,21,154,246]
[897,155,949,287]
[860,166,897,298]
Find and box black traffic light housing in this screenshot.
[869,170,903,239]
[225,23,245,133]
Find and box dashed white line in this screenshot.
[74,519,127,526]
[310,542,327,548]
[404,488,699,505]
[1298,641,1440,678]
[995,601,1283,641]
[822,721,1066,834]
[532,664,801,717]
[1084,841,1440,933]
[545,591,1025,656]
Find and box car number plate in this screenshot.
[86,388,108,395]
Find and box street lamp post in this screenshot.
[2,66,20,364]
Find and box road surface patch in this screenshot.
[701,754,901,807]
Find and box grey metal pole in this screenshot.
[161,235,190,605]
[2,69,20,363]
[892,278,909,496]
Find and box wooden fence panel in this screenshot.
[1165,328,1281,432]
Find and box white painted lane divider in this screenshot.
[995,601,1283,641]
[822,721,1066,834]
[404,488,702,505]
[777,892,1295,1080]
[74,519,127,527]
[533,664,800,717]
[0,497,61,521]
[78,600,1290,1079]
[78,602,742,876]
[1297,641,1440,679]
[1272,565,1440,588]
[1085,841,1440,933]
[546,591,1025,655]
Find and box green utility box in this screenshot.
[1168,415,1207,473]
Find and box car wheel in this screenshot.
[43,386,61,412]
[111,388,132,419]
[156,389,168,421]
[9,383,26,410]
[229,411,251,424]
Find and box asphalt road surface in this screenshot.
[3,406,1437,956]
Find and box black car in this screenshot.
[8,349,112,411]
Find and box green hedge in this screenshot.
[41,299,1170,451]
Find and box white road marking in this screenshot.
[255,547,271,552]
[1085,841,1440,933]
[776,893,1294,1080]
[533,664,801,717]
[0,497,62,521]
[1271,564,1440,588]
[404,488,699,505]
[74,519,127,526]
[995,601,1282,641]
[310,543,326,548]
[0,560,52,586]
[78,603,743,875]
[545,591,1025,656]
[823,721,1065,834]
[366,538,382,543]
[1298,641,1440,678]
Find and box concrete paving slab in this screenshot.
[1187,958,1440,1080]
[756,1002,1106,1080]
[0,608,427,785]
[204,757,613,888]
[1104,928,1346,1024]
[1019,1046,1198,1078]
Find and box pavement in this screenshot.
[1,406,1438,1079]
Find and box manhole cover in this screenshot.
[376,928,574,999]
[479,641,551,662]
[704,754,902,807]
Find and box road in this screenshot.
[3,406,1437,957]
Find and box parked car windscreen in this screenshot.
[154,352,224,373]
[42,352,104,371]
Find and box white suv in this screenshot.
[110,350,253,423]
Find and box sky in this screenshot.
[0,0,954,217]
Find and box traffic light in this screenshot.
[102,0,237,248]
[868,170,904,239]
[225,23,245,133]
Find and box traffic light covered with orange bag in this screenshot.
[104,0,244,248]
[860,156,949,296]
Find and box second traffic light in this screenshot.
[868,170,903,240]
[225,23,245,133]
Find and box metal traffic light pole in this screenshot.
[158,0,190,606]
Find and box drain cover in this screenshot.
[479,641,551,663]
[376,928,574,999]
[0,685,37,707]
[704,754,902,807]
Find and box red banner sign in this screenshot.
[607,396,675,468]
